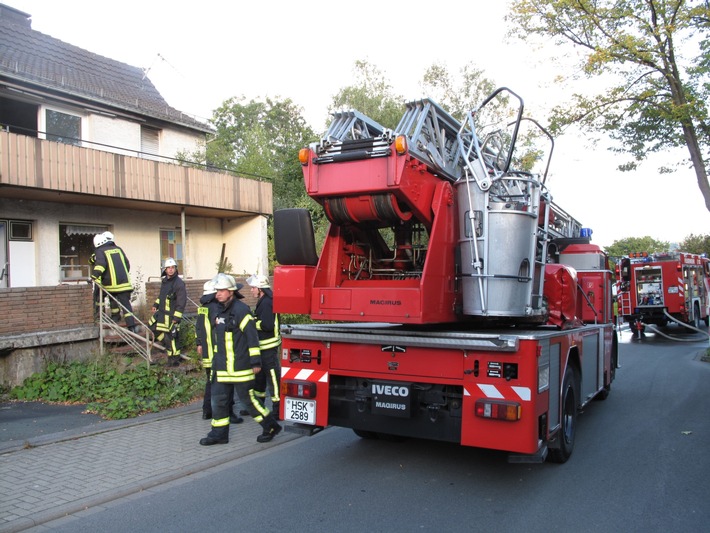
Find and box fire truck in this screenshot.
[273,88,617,463]
[617,251,710,335]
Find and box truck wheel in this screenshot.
[548,366,578,463]
[693,303,702,329]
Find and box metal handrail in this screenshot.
[95,282,157,365]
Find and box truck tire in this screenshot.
[548,366,578,463]
[693,303,702,329]
[273,208,319,266]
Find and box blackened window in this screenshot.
[46,109,81,145]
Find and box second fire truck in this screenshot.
[617,251,710,335]
[273,88,618,463]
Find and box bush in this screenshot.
[10,358,203,420]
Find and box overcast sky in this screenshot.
[7,0,708,248]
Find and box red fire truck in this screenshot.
[273,88,617,463]
[617,251,710,335]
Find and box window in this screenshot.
[160,230,184,273]
[9,220,33,241]
[46,109,81,146]
[141,126,160,160]
[59,224,108,280]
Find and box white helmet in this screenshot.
[212,273,237,291]
[93,232,110,248]
[202,280,216,295]
[163,257,178,268]
[246,274,270,289]
[103,231,114,243]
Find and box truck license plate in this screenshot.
[285,398,315,424]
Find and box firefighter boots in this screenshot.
[167,355,180,367]
[229,414,244,424]
[200,427,229,446]
[256,415,282,443]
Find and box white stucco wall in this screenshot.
[161,128,204,159]
[0,198,268,305]
[88,114,140,156]
[222,215,270,277]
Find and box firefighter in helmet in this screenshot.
[195,279,244,423]
[200,273,282,445]
[91,231,136,332]
[246,273,281,419]
[148,257,187,366]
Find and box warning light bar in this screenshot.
[281,380,317,399]
[475,399,521,421]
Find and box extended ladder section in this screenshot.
[394,99,467,182]
[313,110,392,164]
[454,88,582,319]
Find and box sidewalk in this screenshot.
[0,402,299,533]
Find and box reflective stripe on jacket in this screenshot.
[212,297,261,383]
[253,290,281,351]
[92,245,133,293]
[196,294,218,368]
[149,274,187,333]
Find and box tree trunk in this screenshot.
[681,121,710,212]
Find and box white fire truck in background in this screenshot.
[617,251,710,335]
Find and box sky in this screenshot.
[6,0,709,248]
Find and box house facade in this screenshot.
[0,4,272,386]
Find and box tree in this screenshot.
[177,96,318,270]
[604,235,670,257]
[679,233,710,255]
[207,96,317,211]
[508,0,710,212]
[328,60,405,130]
[421,62,499,120]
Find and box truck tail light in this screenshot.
[282,380,317,399]
[475,399,521,421]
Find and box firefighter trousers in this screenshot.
[110,291,135,328]
[253,348,280,406]
[206,378,276,440]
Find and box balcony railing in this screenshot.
[0,131,272,216]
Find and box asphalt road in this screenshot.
[23,326,710,533]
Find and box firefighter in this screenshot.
[246,274,281,420]
[200,273,282,446]
[91,231,136,332]
[195,279,244,423]
[196,280,218,419]
[148,258,187,366]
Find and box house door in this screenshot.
[0,221,7,288]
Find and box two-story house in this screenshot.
[0,4,272,386]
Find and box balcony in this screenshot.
[0,130,272,218]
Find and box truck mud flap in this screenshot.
[507,444,548,464]
[285,423,326,437]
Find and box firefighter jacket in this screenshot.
[212,296,261,383]
[150,273,187,334]
[252,288,281,351]
[91,243,133,293]
[196,293,219,369]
